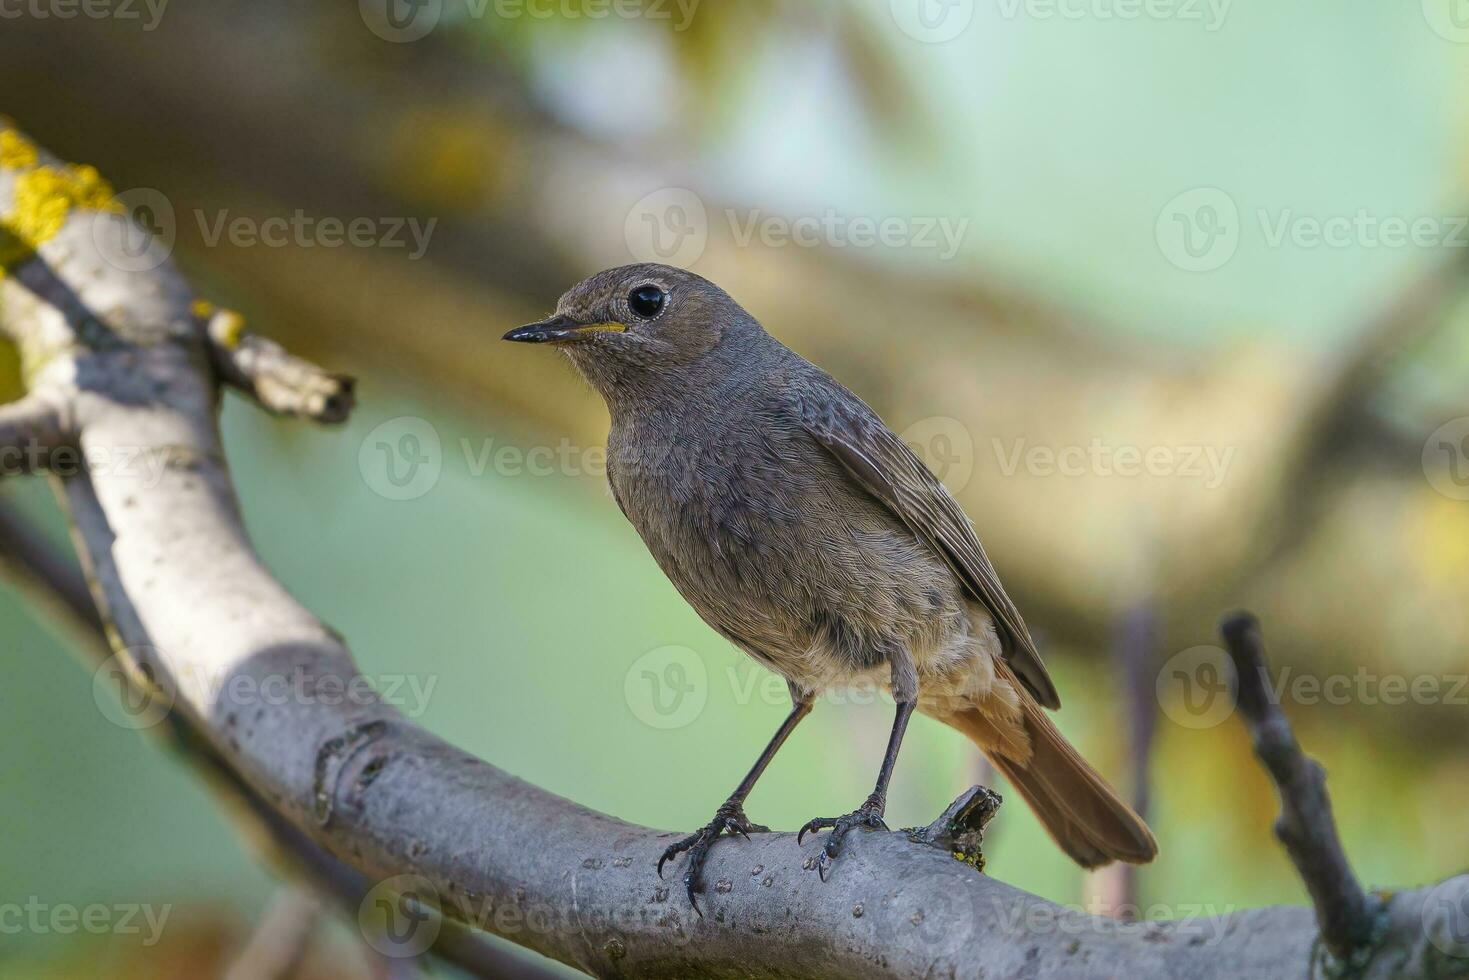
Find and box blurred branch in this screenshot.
[222,886,323,980]
[1265,246,1469,561]
[1087,603,1159,917]
[1220,612,1386,969]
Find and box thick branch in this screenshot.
[1220,612,1384,966]
[0,498,556,979]
[2,123,1466,979]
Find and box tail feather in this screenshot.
[944,693,1157,869]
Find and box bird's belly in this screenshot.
[612,452,978,689]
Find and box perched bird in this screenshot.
[505,264,1156,907]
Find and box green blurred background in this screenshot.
[1,1,1467,975]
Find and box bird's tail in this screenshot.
[941,686,1157,868]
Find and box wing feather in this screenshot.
[794,385,1060,709]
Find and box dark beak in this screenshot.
[503,314,625,344]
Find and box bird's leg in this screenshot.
[800,657,918,880]
[658,690,813,913]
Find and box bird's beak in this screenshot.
[502,315,627,344]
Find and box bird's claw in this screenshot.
[656,801,766,914]
[798,796,888,881]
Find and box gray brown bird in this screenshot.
[505,264,1156,906]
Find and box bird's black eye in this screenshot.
[627,284,666,319]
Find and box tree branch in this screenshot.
[0,500,558,980]
[202,305,355,423]
[0,391,67,474]
[1220,611,1386,968]
[3,122,1466,979]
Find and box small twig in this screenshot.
[222,885,323,980]
[204,307,355,424]
[1089,602,1159,917]
[1220,611,1382,966]
[907,784,1003,871]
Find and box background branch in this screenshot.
[1220,611,1385,968]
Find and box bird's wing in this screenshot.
[794,383,1060,709]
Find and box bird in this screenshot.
[504,263,1157,909]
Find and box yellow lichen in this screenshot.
[209,308,247,349]
[0,130,38,170]
[0,163,120,276]
[191,298,216,319]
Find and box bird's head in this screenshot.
[503,264,760,401]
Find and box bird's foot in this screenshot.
[798,793,888,881]
[657,799,768,914]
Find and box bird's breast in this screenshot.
[605,417,972,684]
